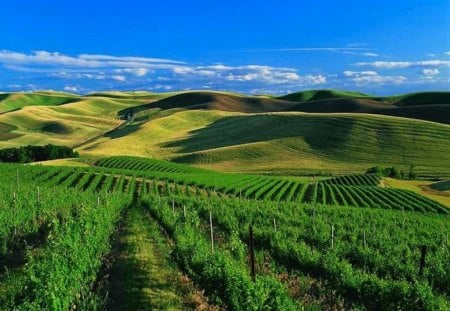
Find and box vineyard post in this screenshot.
[402,206,405,229]
[363,229,367,250]
[249,224,256,281]
[419,245,427,277]
[97,196,100,206]
[172,198,175,215]
[183,205,186,218]
[209,211,214,252]
[37,186,40,202]
[313,182,317,223]
[331,224,335,249]
[273,218,277,232]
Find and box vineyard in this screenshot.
[96,156,449,213]
[0,160,448,310]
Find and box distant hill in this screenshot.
[0,92,80,114]
[120,91,296,117]
[387,92,450,107]
[121,90,450,125]
[277,89,370,102]
[286,98,450,124]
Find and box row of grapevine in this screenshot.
[150,193,449,309]
[321,174,381,187]
[0,164,133,309]
[35,164,449,214]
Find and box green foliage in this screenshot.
[0,144,78,163]
[366,166,404,179]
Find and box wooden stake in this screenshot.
[209,211,214,252]
[249,224,256,281]
[183,205,186,218]
[172,198,175,215]
[273,218,277,232]
[419,245,427,277]
[37,186,40,202]
[363,229,367,250]
[331,224,334,249]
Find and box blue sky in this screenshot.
[0,0,449,95]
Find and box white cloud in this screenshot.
[198,64,234,70]
[64,86,78,92]
[77,54,184,64]
[422,68,439,76]
[343,70,406,85]
[343,71,378,77]
[0,50,184,70]
[225,66,302,84]
[356,60,450,69]
[245,47,379,57]
[362,52,379,57]
[111,75,126,82]
[445,51,450,56]
[0,49,330,92]
[195,70,216,77]
[303,75,327,84]
[172,66,194,74]
[114,68,149,76]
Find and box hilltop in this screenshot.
[117,89,450,124]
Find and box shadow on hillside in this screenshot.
[163,114,356,156]
[105,123,143,139]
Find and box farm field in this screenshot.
[0,162,449,310]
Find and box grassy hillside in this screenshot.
[277,89,370,102]
[388,91,450,106]
[288,98,450,124]
[0,92,81,114]
[1,89,449,175]
[120,90,450,125]
[118,91,296,118]
[0,95,154,148]
[78,109,450,175]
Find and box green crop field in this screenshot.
[1,89,449,310]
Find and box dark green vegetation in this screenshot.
[96,156,448,213]
[0,144,78,163]
[1,161,448,309]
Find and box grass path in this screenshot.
[106,206,192,310]
[384,178,450,207]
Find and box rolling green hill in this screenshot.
[78,109,450,176]
[0,92,81,114]
[119,90,450,124]
[287,98,450,124]
[1,89,449,176]
[277,89,370,102]
[0,94,157,148]
[387,91,450,106]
